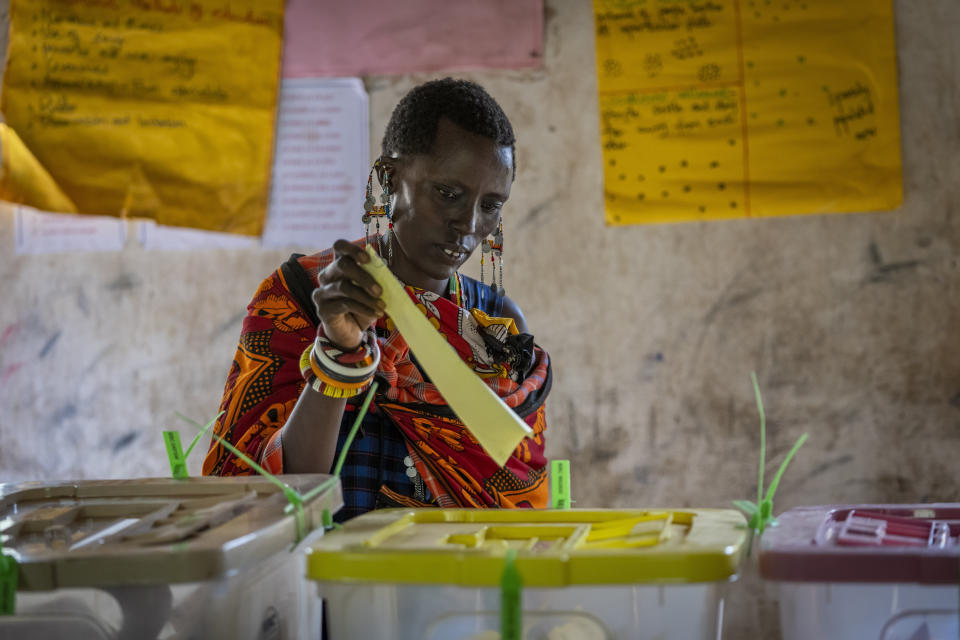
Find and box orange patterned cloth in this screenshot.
[203,238,552,511]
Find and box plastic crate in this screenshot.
[0,475,342,640]
[759,504,960,640]
[307,507,746,639]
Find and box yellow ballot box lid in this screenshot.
[306,508,746,586]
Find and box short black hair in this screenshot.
[381,78,516,176]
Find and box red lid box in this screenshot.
[759,504,960,584]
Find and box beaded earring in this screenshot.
[362,160,392,262]
[480,221,505,295]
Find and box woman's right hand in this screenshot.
[311,240,385,350]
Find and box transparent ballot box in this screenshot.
[307,508,747,640]
[0,475,342,640]
[759,504,960,640]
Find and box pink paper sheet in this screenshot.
[282,0,544,77]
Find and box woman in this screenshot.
[202,79,551,521]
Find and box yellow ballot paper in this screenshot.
[359,246,532,467]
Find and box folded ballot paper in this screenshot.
[360,246,532,466]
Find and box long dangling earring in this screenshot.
[382,170,393,265]
[480,237,489,285]
[492,221,504,295]
[481,221,505,294]
[363,160,392,261]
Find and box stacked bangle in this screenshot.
[300,329,380,398]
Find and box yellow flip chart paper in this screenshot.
[0,123,77,214]
[1,0,284,235]
[594,0,901,224]
[359,246,533,467]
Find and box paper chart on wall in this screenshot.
[1,0,284,235]
[0,124,77,214]
[135,220,259,251]
[133,78,369,251]
[260,78,370,250]
[282,0,543,77]
[14,205,126,255]
[594,0,902,225]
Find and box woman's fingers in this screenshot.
[311,240,386,349]
[324,242,382,299]
[332,238,370,264]
[328,258,382,299]
[314,280,384,319]
[319,280,386,317]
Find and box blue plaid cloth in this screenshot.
[331,406,415,523]
[332,275,502,522]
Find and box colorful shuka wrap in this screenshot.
[202,238,552,512]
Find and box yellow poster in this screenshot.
[1,0,284,235]
[594,0,901,224]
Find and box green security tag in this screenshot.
[733,373,808,555]
[207,428,309,543]
[0,550,16,615]
[550,459,571,510]
[164,412,224,480]
[500,549,522,640]
[171,384,381,545]
[283,488,306,543]
[163,430,188,479]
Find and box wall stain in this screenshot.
[75,287,90,316]
[870,260,922,281]
[112,431,139,452]
[51,402,78,424]
[700,266,763,331]
[678,396,717,449]
[634,466,650,484]
[1,362,24,383]
[581,425,628,464]
[544,3,557,24]
[519,195,559,228]
[0,322,21,349]
[865,242,923,283]
[705,288,763,325]
[797,454,854,484]
[680,264,765,388]
[38,331,62,358]
[901,420,927,441]
[105,273,140,291]
[647,406,657,450]
[636,351,665,383]
[83,344,117,374]
[208,310,246,339]
[848,474,913,496]
[580,392,629,464]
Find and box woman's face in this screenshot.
[384,118,513,294]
